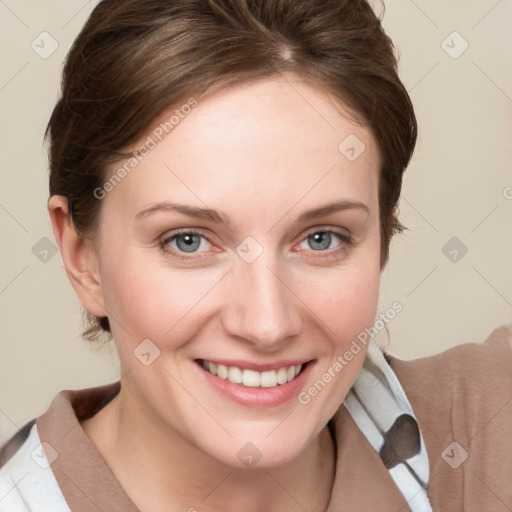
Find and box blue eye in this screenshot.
[160,227,353,260]
[298,229,352,253]
[161,231,212,255]
[304,231,336,251]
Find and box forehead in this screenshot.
[166,74,377,162]
[103,74,381,220]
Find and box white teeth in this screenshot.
[228,366,243,384]
[217,364,228,380]
[276,367,288,385]
[201,360,304,388]
[242,369,261,387]
[260,370,277,388]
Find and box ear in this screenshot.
[47,195,107,319]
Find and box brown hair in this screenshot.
[46,0,417,343]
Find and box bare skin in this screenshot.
[50,72,382,511]
[81,389,336,511]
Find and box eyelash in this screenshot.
[159,226,354,261]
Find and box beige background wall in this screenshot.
[1,0,511,445]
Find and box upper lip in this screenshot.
[197,358,313,372]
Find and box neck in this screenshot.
[81,376,336,512]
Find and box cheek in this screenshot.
[296,248,381,342]
[319,275,378,353]
[100,234,381,355]
[99,254,227,346]
[293,257,381,417]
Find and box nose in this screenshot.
[221,253,302,351]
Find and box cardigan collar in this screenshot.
[326,339,432,511]
[37,339,432,511]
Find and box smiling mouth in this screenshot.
[196,359,311,389]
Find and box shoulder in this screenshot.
[0,381,120,510]
[0,421,70,510]
[385,324,512,507]
[382,324,512,451]
[386,323,512,400]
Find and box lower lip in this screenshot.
[195,360,315,408]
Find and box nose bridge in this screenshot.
[222,250,301,348]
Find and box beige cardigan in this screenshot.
[328,324,512,510]
[0,325,510,510]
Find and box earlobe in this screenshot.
[47,195,107,319]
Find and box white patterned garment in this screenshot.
[0,421,70,511]
[0,339,432,511]
[344,339,433,512]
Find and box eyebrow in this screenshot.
[134,199,369,225]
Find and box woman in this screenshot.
[0,0,510,510]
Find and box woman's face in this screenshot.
[91,74,382,467]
